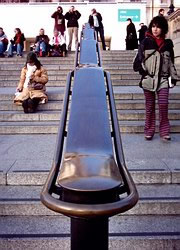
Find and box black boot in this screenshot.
[27,98,35,113]
[22,99,29,113]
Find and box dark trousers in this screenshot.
[144,88,170,137]
[22,98,41,113]
[95,27,106,50]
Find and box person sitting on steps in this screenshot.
[50,30,66,57]
[0,27,8,57]
[14,52,48,113]
[34,28,49,57]
[7,28,25,57]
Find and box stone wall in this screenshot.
[167,8,180,66]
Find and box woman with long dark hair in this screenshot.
[14,52,48,113]
[7,28,25,57]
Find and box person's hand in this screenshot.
[30,73,35,81]
[16,87,22,92]
[171,79,177,86]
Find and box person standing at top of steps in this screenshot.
[126,18,138,50]
[88,8,106,50]
[65,6,81,51]
[138,23,147,44]
[158,8,165,17]
[133,16,178,141]
[51,6,66,35]
[14,52,48,113]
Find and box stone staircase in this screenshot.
[0,51,180,249]
[0,51,180,134]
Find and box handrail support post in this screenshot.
[71,217,108,250]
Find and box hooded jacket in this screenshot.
[133,33,178,91]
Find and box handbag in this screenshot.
[31,82,43,90]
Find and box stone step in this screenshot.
[0,65,74,70]
[0,110,180,122]
[0,118,174,133]
[0,69,138,76]
[1,215,179,250]
[118,110,180,121]
[0,57,135,64]
[1,79,180,88]
[0,64,134,71]
[0,73,141,81]
[1,166,179,185]
[0,100,63,111]
[0,120,180,134]
[0,80,67,87]
[0,185,179,216]
[0,79,140,87]
[0,111,60,122]
[1,99,180,111]
[1,86,180,101]
[0,87,65,101]
[1,133,179,185]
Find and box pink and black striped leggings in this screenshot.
[144,88,170,137]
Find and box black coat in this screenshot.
[35,35,49,45]
[88,12,104,29]
[138,25,147,43]
[64,10,81,28]
[126,22,138,50]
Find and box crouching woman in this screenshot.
[14,52,48,113]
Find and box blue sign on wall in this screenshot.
[118,9,140,22]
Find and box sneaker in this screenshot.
[161,135,171,141]
[145,135,153,140]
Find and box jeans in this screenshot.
[0,41,5,54]
[35,41,46,53]
[8,43,23,56]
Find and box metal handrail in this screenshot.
[41,70,138,219]
[74,43,79,68]
[41,24,138,250]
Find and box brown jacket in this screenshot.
[14,66,48,105]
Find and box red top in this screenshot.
[15,33,21,44]
[146,32,165,50]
